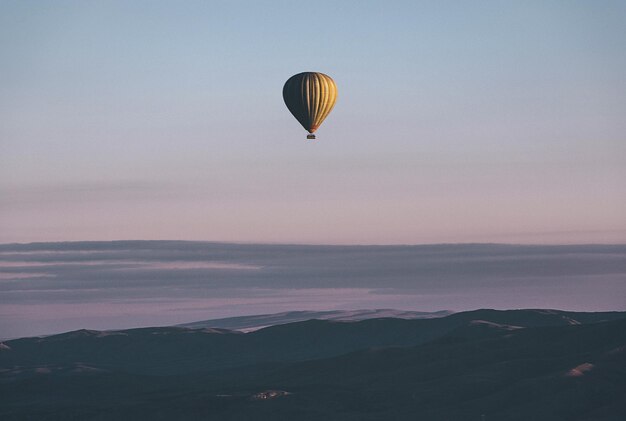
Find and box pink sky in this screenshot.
[2,2,625,245]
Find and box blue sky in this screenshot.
[1,1,625,244]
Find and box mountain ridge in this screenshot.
[177,309,454,331]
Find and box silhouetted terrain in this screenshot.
[1,309,625,420]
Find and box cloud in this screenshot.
[0,181,180,210]
[1,242,625,337]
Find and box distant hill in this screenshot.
[177,309,453,331]
[1,309,625,420]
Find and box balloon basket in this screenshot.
[307,134,316,140]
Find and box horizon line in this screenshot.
[2,239,626,248]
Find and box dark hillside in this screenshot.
[1,310,625,420]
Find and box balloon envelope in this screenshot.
[283,72,337,137]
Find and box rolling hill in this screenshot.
[1,309,625,420]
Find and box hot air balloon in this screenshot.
[283,72,337,140]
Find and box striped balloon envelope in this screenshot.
[282,72,337,140]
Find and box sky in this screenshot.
[2,241,625,338]
[1,1,625,244]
